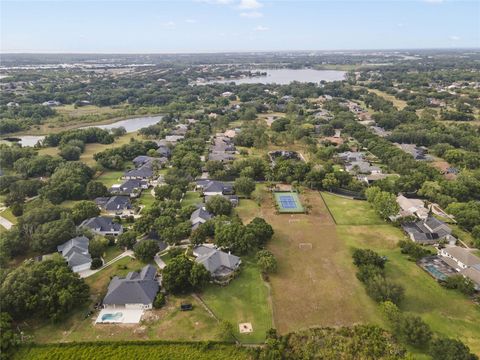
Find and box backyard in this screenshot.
[322,193,480,355]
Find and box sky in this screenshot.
[1,0,479,53]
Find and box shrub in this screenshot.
[91,258,103,270]
[153,293,166,309]
[352,248,386,268]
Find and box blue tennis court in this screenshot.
[274,192,305,213]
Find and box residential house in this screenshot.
[95,196,133,216]
[345,161,381,174]
[80,216,123,236]
[402,216,455,245]
[193,245,241,284]
[395,143,431,161]
[102,265,159,309]
[57,236,92,272]
[42,100,61,107]
[394,195,429,220]
[439,246,480,290]
[123,164,154,180]
[337,151,365,162]
[165,135,184,144]
[196,180,234,196]
[190,206,213,229]
[110,179,148,198]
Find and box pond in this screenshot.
[206,68,346,85]
[5,115,163,147]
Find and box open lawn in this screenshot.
[321,192,384,225]
[182,191,202,208]
[332,195,480,355]
[368,89,407,110]
[238,188,383,334]
[96,170,125,188]
[25,256,220,344]
[102,246,124,262]
[138,191,156,212]
[200,258,273,343]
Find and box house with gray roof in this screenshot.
[110,179,148,198]
[80,216,123,236]
[439,246,480,291]
[103,264,159,309]
[57,236,92,272]
[196,180,234,196]
[95,196,133,215]
[190,206,213,229]
[193,245,241,284]
[402,216,455,245]
[123,164,154,180]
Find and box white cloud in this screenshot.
[449,35,461,41]
[162,21,176,29]
[239,0,263,10]
[185,19,197,23]
[240,11,263,18]
[254,25,269,31]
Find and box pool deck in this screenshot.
[95,308,144,324]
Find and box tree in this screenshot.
[134,240,159,262]
[0,257,89,321]
[189,262,211,289]
[89,237,109,258]
[206,195,232,216]
[162,255,194,294]
[0,312,19,359]
[31,218,76,252]
[246,217,274,246]
[71,200,100,224]
[256,250,277,274]
[429,337,478,360]
[399,314,432,348]
[90,258,103,269]
[322,173,339,191]
[86,181,109,200]
[352,248,386,268]
[366,187,399,220]
[153,293,166,309]
[59,145,81,161]
[234,177,256,197]
[441,274,476,296]
[117,230,138,249]
[365,275,404,305]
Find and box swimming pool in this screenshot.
[101,312,123,321]
[425,265,447,280]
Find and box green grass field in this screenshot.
[96,171,125,187]
[182,191,202,208]
[138,191,156,212]
[200,259,273,343]
[325,193,480,355]
[321,192,384,225]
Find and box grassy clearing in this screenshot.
[368,89,407,110]
[200,258,273,343]
[14,342,249,360]
[321,192,384,225]
[138,191,156,212]
[96,171,125,188]
[182,191,202,208]
[242,188,383,334]
[102,246,124,262]
[332,195,480,355]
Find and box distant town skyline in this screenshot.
[1,0,479,53]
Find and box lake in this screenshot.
[8,115,163,147]
[207,69,346,85]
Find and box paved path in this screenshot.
[79,250,134,278]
